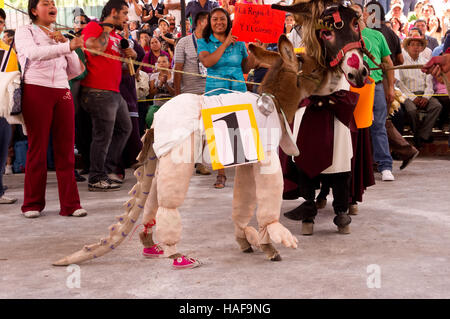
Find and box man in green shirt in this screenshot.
[352,3,396,181]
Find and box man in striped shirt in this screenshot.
[395,33,442,147]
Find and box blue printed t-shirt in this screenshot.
[197,34,248,96]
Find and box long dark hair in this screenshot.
[28,0,40,22]
[202,7,232,43]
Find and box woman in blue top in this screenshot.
[197,7,250,188]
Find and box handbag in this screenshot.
[1,38,28,115]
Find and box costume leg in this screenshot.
[232,164,258,252]
[327,172,352,234]
[253,151,298,260]
[140,174,158,248]
[155,134,195,258]
[284,167,318,222]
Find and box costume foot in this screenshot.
[172,256,202,269]
[301,222,314,236]
[348,204,358,215]
[334,213,351,234]
[143,244,164,258]
[315,198,327,209]
[260,244,282,261]
[338,225,351,234]
[284,200,317,221]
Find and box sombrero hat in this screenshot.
[403,29,428,49]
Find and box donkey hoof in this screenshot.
[270,254,282,262]
[242,247,254,253]
[338,225,351,234]
[301,222,314,236]
[316,198,327,209]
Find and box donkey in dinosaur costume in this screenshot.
[272,0,371,235]
[53,1,369,268]
[54,35,305,268]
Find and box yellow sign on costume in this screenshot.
[202,104,265,170]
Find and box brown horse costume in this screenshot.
[272,0,371,235]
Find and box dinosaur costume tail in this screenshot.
[52,130,156,266]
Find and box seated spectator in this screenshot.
[166,14,179,37]
[138,30,151,53]
[407,0,425,24]
[154,18,175,53]
[141,22,151,31]
[141,36,170,74]
[129,20,140,40]
[126,0,142,23]
[386,2,408,29]
[149,55,175,107]
[409,27,433,59]
[145,55,175,129]
[390,17,406,40]
[415,11,439,51]
[2,29,14,46]
[426,14,442,44]
[177,18,192,38]
[395,33,442,147]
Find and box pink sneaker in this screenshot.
[172,256,202,269]
[142,244,164,258]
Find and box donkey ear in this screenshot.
[278,34,296,65]
[248,43,280,66]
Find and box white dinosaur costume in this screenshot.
[143,91,298,258]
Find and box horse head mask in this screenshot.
[273,0,370,88]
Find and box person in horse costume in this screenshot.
[274,0,373,235]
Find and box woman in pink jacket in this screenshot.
[15,0,86,218]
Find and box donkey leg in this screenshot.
[155,134,195,261]
[232,164,258,253]
[253,151,298,261]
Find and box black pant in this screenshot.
[298,168,351,218]
[80,88,132,182]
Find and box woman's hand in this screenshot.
[50,31,68,43]
[70,35,84,51]
[224,32,238,48]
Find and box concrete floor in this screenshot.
[0,156,449,299]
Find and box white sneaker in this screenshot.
[0,195,17,204]
[71,208,88,217]
[381,170,395,181]
[23,211,41,218]
[5,165,13,175]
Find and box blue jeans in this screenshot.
[370,83,393,172]
[0,117,12,197]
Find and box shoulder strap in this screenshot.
[192,33,198,52]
